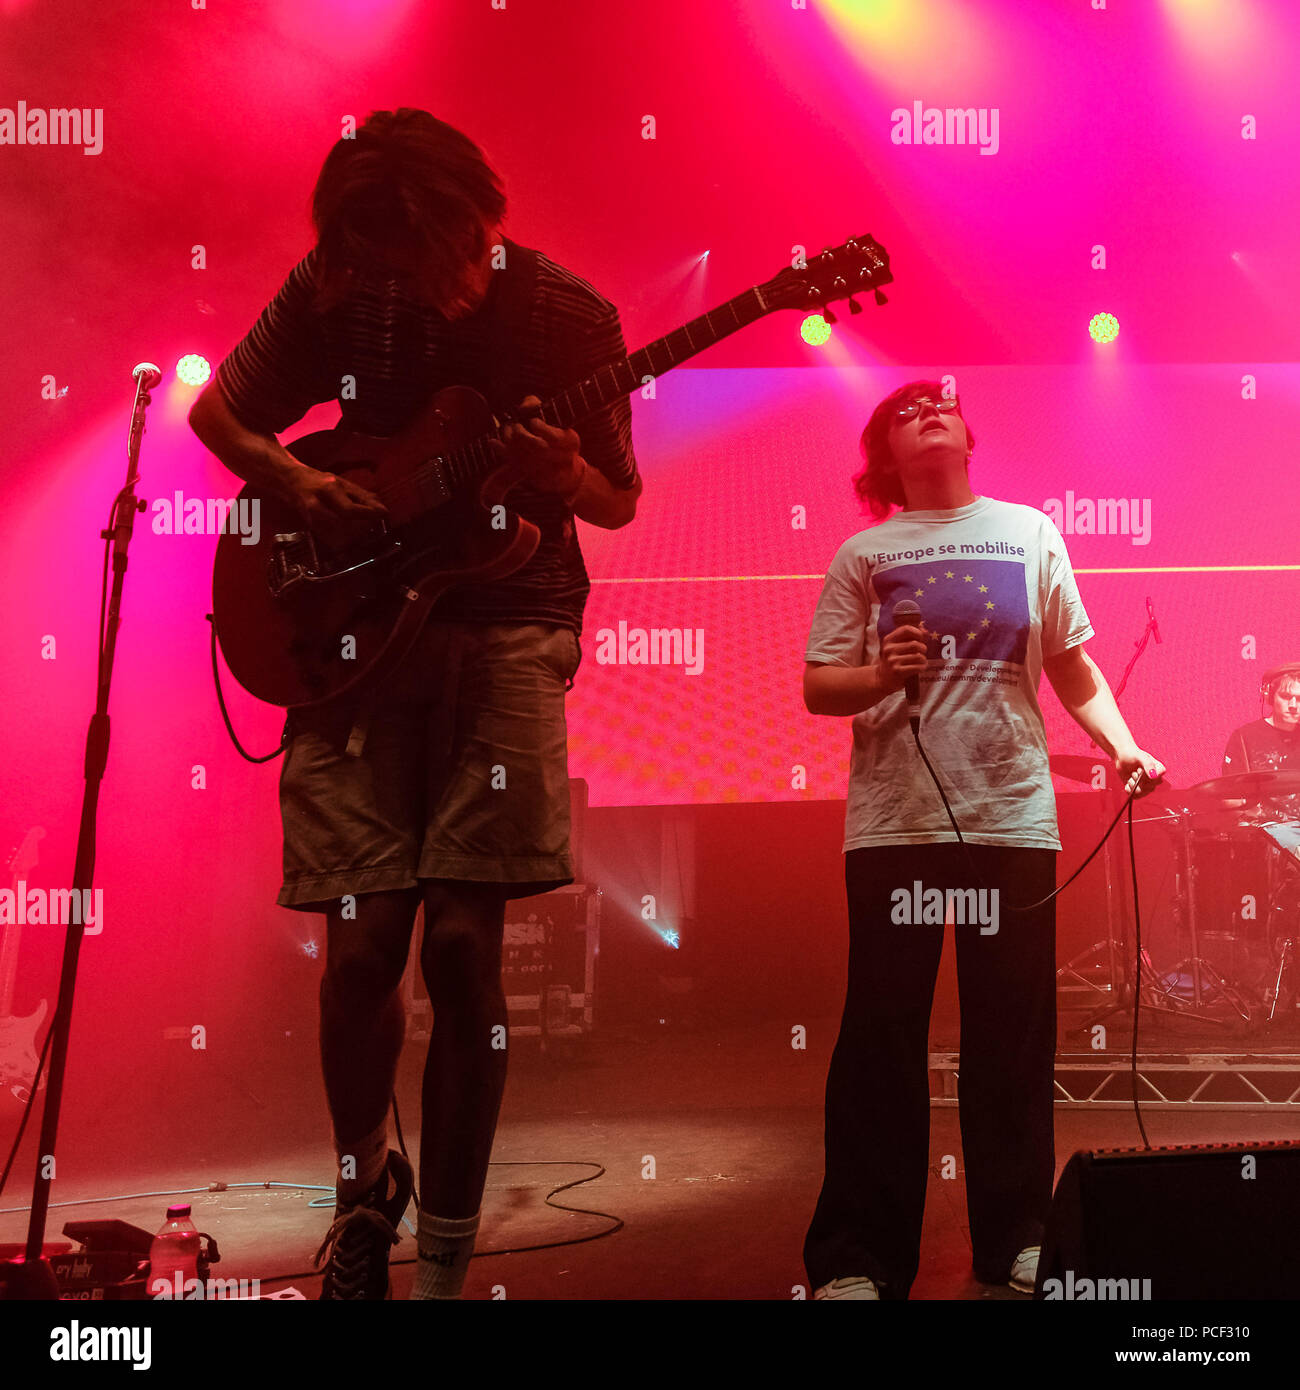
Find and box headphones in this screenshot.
[1260,662,1300,705]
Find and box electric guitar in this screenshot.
[0,827,48,1106]
[211,234,893,708]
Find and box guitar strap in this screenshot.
[340,240,542,759]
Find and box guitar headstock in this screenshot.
[761,233,893,320]
[6,827,45,883]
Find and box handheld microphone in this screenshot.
[891,598,923,727]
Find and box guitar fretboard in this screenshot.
[425,285,770,495]
[540,286,768,431]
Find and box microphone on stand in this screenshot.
[132,362,162,390]
[1146,596,1162,644]
[891,598,924,731]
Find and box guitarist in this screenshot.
[189,108,642,1299]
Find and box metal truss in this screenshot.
[928,1052,1300,1108]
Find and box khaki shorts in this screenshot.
[276,621,582,911]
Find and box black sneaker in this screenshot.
[315,1149,415,1300]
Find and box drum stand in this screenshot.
[1259,834,1299,1025]
[1159,819,1252,1024]
[1059,795,1199,1038]
[1264,938,1296,1024]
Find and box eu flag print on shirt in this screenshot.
[803,497,1095,853]
[875,559,1030,667]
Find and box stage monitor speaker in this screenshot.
[1037,1141,1300,1299]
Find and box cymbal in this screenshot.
[1189,771,1300,801]
[1048,754,1191,809]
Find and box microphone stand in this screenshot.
[0,366,157,1298]
[1109,596,1161,707]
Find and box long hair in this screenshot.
[309,109,507,309]
[852,379,976,522]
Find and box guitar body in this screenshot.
[0,998,48,1104]
[212,385,540,708]
[0,827,48,1106]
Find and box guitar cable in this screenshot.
[205,613,290,763]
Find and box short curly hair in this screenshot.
[310,108,507,310]
[852,380,976,521]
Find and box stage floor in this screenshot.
[3,1016,1295,1301]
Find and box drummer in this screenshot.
[1223,663,1300,773]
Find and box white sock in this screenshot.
[334,1120,388,1204]
[411,1210,480,1300]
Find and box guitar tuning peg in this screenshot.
[874,289,889,306]
[822,307,838,325]
[847,297,862,315]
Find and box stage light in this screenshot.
[801,314,832,346]
[176,354,211,386]
[1088,313,1119,344]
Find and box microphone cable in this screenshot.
[905,718,1157,915]
[907,717,1159,1148]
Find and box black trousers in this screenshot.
[803,843,1058,1299]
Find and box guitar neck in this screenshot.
[537,285,771,431]
[437,284,774,486]
[420,229,891,491]
[0,880,18,1016]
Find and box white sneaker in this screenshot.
[1009,1246,1040,1294]
[814,1276,880,1300]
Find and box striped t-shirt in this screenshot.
[214,237,640,633]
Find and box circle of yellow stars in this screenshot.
[911,571,996,649]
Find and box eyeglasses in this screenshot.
[896,396,960,420]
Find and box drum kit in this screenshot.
[1054,761,1300,1035]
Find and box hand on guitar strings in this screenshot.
[287,466,389,546]
[492,395,587,500]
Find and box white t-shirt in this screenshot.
[805,496,1094,851]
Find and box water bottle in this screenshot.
[149,1203,201,1299]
